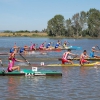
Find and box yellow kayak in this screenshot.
[58,58,100,61]
[47,62,100,67]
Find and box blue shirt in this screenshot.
[90,51,94,57]
[10,48,14,53]
[55,43,60,48]
[46,43,51,48]
[20,48,24,53]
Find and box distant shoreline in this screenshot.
[0,32,99,39]
[0,32,48,37]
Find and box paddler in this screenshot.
[20,45,29,54]
[30,44,36,51]
[80,50,90,65]
[7,50,26,72]
[62,49,77,64]
[55,40,61,49]
[10,43,19,54]
[90,47,100,58]
[46,42,54,50]
[63,41,67,48]
[39,42,46,50]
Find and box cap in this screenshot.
[92,47,95,49]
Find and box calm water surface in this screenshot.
[0,37,100,100]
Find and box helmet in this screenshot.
[10,48,14,53]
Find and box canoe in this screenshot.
[58,58,100,61]
[0,68,62,76]
[47,62,99,67]
[64,46,82,50]
[34,46,82,51]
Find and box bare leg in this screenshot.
[67,60,73,64]
[12,66,20,71]
[94,55,100,58]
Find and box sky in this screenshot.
[0,0,100,31]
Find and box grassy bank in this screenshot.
[0,32,48,37]
[0,32,99,39]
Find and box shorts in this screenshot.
[7,67,13,72]
[62,59,69,64]
[80,59,88,64]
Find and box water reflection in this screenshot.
[0,38,100,100]
[7,77,20,99]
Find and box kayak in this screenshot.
[64,46,82,50]
[0,68,62,76]
[33,46,82,51]
[58,58,100,61]
[47,62,99,67]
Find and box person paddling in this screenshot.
[39,42,46,50]
[7,50,26,72]
[63,41,70,48]
[90,47,100,58]
[46,42,54,50]
[80,50,90,65]
[30,44,36,51]
[55,40,61,49]
[20,45,29,54]
[10,43,19,54]
[61,49,77,64]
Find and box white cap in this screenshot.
[92,47,95,49]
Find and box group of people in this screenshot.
[61,46,100,65]
[31,40,69,50]
[1,41,100,73]
[9,40,69,54]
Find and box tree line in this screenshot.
[2,29,47,33]
[47,8,100,38]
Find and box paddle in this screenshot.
[0,60,5,72]
[96,45,100,50]
[19,54,31,65]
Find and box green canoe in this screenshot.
[0,69,62,76]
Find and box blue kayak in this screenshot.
[64,46,82,50]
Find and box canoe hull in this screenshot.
[0,69,62,76]
[47,62,98,67]
[58,58,100,61]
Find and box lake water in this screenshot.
[0,37,100,100]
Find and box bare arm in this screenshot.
[15,59,25,62]
[69,52,77,56]
[94,50,100,53]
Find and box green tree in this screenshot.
[87,8,100,37]
[66,18,75,37]
[47,15,65,36]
